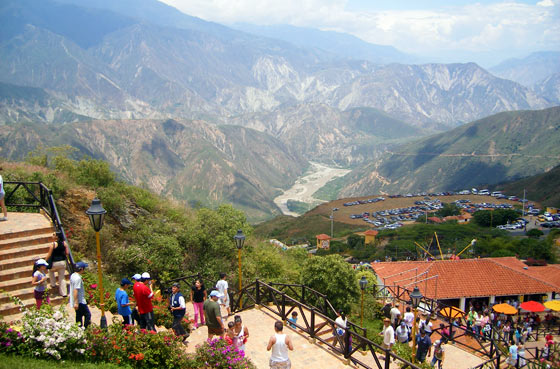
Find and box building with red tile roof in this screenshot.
[371,257,557,311]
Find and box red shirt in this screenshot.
[133,282,153,314]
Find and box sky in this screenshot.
[159,0,560,66]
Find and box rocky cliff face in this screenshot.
[0,119,307,222]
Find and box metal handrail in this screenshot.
[4,181,75,273]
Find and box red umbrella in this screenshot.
[520,301,546,312]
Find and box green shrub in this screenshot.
[192,338,256,369]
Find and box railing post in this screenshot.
[384,350,391,369]
[310,308,316,340]
[281,293,286,321]
[496,351,500,369]
[301,285,305,304]
[256,279,261,305]
[343,329,351,359]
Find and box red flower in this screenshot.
[128,354,135,359]
[135,353,145,361]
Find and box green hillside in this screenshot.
[495,164,560,207]
[339,106,560,197]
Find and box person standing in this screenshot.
[267,320,294,369]
[130,274,142,325]
[204,290,225,339]
[169,283,188,343]
[216,273,231,317]
[133,272,156,332]
[390,303,401,328]
[430,338,446,368]
[396,321,410,343]
[115,278,133,325]
[45,231,69,297]
[31,259,50,309]
[333,310,347,347]
[380,318,395,357]
[0,167,7,221]
[415,328,432,363]
[233,315,249,352]
[506,341,518,368]
[69,261,90,328]
[190,279,206,328]
[403,306,415,335]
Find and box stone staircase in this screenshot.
[0,212,69,320]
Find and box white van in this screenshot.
[479,189,490,195]
[491,191,503,197]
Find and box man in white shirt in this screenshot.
[380,318,395,351]
[403,306,415,337]
[216,273,230,317]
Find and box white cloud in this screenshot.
[160,0,560,56]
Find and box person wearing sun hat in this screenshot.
[115,278,134,325]
[70,261,90,328]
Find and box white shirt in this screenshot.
[383,325,395,346]
[404,312,414,327]
[270,333,289,362]
[396,325,409,343]
[0,174,3,195]
[216,280,228,295]
[390,307,400,322]
[69,272,86,305]
[335,316,347,335]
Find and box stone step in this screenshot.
[0,274,69,293]
[0,295,67,320]
[0,254,51,271]
[0,243,53,261]
[0,281,70,305]
[0,226,54,242]
[0,265,36,282]
[0,233,55,252]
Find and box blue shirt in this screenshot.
[115,288,131,316]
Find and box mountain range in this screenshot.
[1,0,560,221]
[0,0,555,127]
[338,107,560,198]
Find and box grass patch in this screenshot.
[312,175,348,201]
[286,199,313,214]
[0,354,127,369]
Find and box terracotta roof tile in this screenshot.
[372,257,557,300]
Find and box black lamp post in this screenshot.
[359,276,368,326]
[409,286,423,363]
[86,198,107,328]
[234,229,245,308]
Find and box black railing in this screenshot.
[231,279,421,369]
[4,181,76,273]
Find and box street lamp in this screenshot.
[86,198,107,328]
[234,229,245,308]
[330,208,338,239]
[409,286,423,363]
[359,276,368,326]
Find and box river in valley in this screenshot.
[273,162,351,216]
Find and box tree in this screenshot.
[436,203,461,217]
[300,255,359,314]
[473,209,519,227]
[526,229,544,238]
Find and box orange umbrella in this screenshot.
[492,303,518,315]
[520,301,545,312]
[544,300,560,312]
[440,306,466,319]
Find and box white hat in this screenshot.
[141,272,151,280]
[132,274,142,281]
[209,290,223,298]
[35,259,48,267]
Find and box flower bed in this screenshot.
[0,298,257,368]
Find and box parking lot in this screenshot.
[309,191,529,227]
